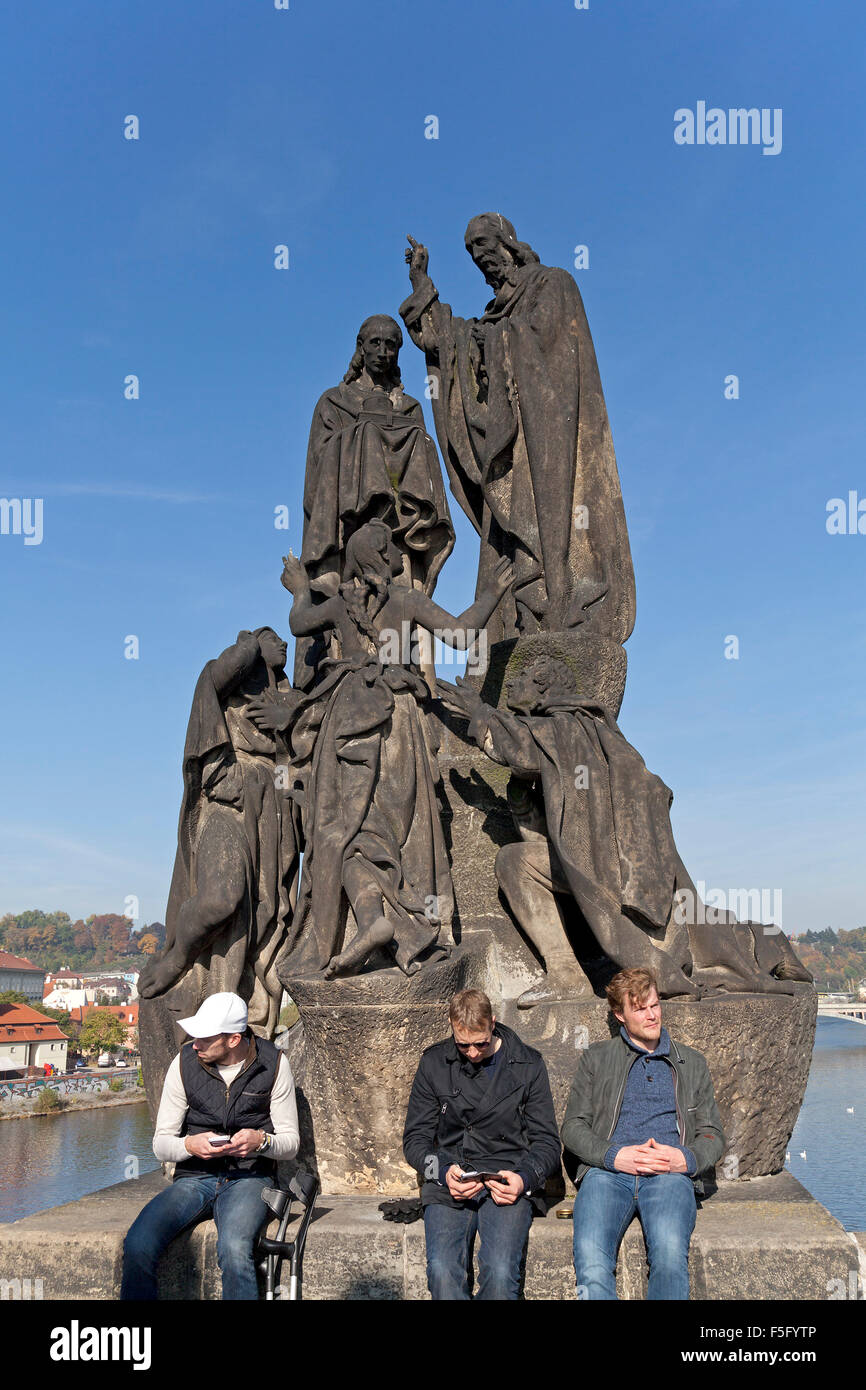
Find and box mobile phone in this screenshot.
[209,1134,231,1147]
[459,1170,505,1182]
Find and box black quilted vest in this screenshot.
[174,1033,279,1179]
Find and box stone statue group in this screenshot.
[139,213,810,1049]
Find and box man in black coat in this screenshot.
[403,988,561,1299]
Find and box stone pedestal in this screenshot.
[283,948,487,1195]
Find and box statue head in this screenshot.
[343,315,403,388]
[464,213,540,291]
[253,627,288,673]
[343,519,403,587]
[507,655,576,714]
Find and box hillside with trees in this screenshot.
[0,909,166,972]
[792,927,866,992]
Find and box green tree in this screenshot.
[80,1011,127,1056]
[0,990,30,1006]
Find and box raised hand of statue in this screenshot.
[247,690,293,734]
[281,551,306,595]
[405,235,429,287]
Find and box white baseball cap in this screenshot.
[178,992,248,1038]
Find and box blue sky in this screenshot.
[0,0,863,935]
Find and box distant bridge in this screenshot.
[817,1000,866,1025]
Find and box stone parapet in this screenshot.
[0,1170,859,1301]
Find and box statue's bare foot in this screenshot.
[325,917,395,979]
[517,973,595,1010]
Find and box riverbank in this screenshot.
[0,1090,147,1121]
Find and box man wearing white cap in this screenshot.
[120,992,300,1300]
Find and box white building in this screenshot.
[43,986,88,1011]
[0,1002,68,1075]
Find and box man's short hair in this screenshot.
[449,988,494,1032]
[606,967,659,1015]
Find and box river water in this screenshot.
[786,1016,866,1231]
[1,1019,864,1227]
[0,1101,159,1223]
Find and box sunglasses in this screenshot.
[453,1035,493,1051]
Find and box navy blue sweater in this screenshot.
[603,1027,697,1175]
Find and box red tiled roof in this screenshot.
[0,1001,68,1042]
[0,1029,67,1044]
[82,1003,138,1025]
[0,1002,63,1025]
[0,951,42,973]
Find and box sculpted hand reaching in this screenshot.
[405,235,429,287]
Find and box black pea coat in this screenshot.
[402,1023,562,1209]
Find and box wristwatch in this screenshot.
[255,1131,272,1153]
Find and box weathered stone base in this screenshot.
[283,948,489,1194]
[0,1170,861,1300]
[278,932,815,1192]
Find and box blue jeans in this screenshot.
[424,1195,533,1300]
[121,1173,271,1300]
[573,1168,697,1300]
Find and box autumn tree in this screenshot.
[80,1011,127,1056]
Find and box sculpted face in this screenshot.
[359,318,401,383]
[385,532,404,579]
[258,629,288,670]
[465,228,514,290]
[507,669,543,714]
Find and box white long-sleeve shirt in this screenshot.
[153,1052,300,1164]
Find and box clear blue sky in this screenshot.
[0,0,863,936]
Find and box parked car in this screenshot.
[97,1053,116,1068]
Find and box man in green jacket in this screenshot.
[561,967,724,1299]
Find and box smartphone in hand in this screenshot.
[209,1134,232,1147]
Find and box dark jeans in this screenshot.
[120,1173,271,1301]
[573,1167,697,1300]
[423,1194,533,1300]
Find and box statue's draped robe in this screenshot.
[471,699,813,994]
[277,653,453,978]
[164,641,301,1029]
[400,265,635,642]
[470,698,693,959]
[296,375,454,687]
